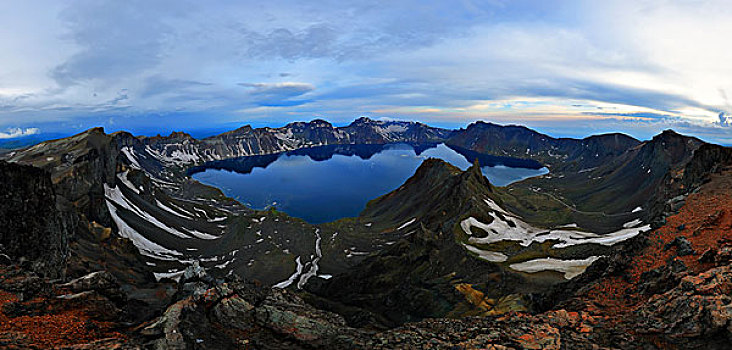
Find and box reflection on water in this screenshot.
[190,143,548,223]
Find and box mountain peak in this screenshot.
[309,118,333,127]
[79,127,106,136]
[648,129,704,148]
[654,129,682,140]
[467,157,483,177]
[464,157,493,191]
[361,157,493,224]
[352,116,375,125]
[213,125,253,138]
[168,131,193,139]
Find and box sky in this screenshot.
[1,0,732,144]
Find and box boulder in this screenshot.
[664,237,695,256]
[633,265,732,349]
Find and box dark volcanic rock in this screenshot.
[143,274,365,349]
[57,271,126,304]
[664,236,695,256]
[369,309,634,349]
[4,128,119,226]
[635,261,687,297]
[633,265,732,349]
[0,161,71,278]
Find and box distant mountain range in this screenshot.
[1,117,730,349]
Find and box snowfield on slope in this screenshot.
[105,184,220,240]
[462,243,508,262]
[104,189,183,261]
[509,256,602,279]
[462,199,650,249]
[460,197,649,279]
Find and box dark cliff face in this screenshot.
[647,142,732,224]
[1,130,157,288]
[3,128,119,227]
[0,161,72,278]
[675,143,732,192]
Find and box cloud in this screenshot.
[582,112,677,121]
[50,0,182,87]
[139,76,213,98]
[719,112,731,127]
[244,25,339,60]
[0,0,730,145]
[0,127,40,139]
[239,82,315,107]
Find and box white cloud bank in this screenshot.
[0,127,40,139]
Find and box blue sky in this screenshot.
[1,0,732,144]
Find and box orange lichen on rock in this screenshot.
[0,281,125,348]
[454,283,495,310]
[583,189,732,317]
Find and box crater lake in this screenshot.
[189,143,549,223]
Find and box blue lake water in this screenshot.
[190,143,548,223]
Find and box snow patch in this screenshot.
[215,259,234,269]
[623,218,643,228]
[557,223,579,228]
[273,256,304,289]
[117,171,140,194]
[105,185,197,239]
[153,270,184,282]
[462,243,508,262]
[397,218,417,230]
[483,199,510,215]
[155,199,194,220]
[183,228,220,240]
[297,229,323,289]
[509,256,602,279]
[121,147,142,170]
[461,207,650,250]
[104,195,182,261]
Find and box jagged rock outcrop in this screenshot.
[652,143,732,222]
[142,266,366,349]
[633,265,731,349]
[369,309,632,349]
[4,127,119,226]
[0,161,71,278]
